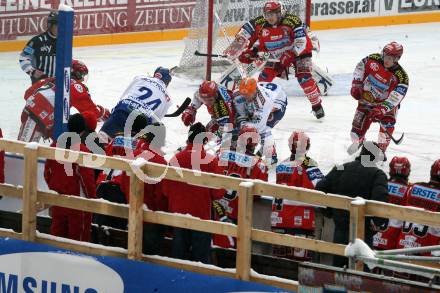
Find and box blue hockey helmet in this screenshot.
[153,67,172,86]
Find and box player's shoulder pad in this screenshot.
[251,15,266,27]
[71,79,87,94]
[368,53,382,61]
[281,13,302,28]
[304,156,318,167]
[392,64,409,85]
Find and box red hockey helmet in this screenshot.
[263,1,284,25]
[71,59,88,82]
[264,1,284,15]
[430,159,440,182]
[288,131,310,155]
[199,80,218,98]
[389,156,411,178]
[383,42,403,58]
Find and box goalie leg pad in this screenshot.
[25,92,55,131]
[18,112,43,142]
[312,63,334,96]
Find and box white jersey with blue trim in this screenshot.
[234,82,287,133]
[115,75,172,122]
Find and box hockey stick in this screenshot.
[195,50,278,62]
[195,50,228,59]
[384,128,404,145]
[164,97,191,117]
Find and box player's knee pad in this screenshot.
[295,57,313,77]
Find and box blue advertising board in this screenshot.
[0,237,294,293]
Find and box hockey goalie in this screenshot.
[220,0,333,119]
[18,60,110,142]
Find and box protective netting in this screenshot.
[178,0,309,77]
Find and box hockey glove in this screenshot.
[212,200,233,223]
[96,105,110,121]
[181,105,197,126]
[279,50,295,68]
[350,80,363,100]
[206,119,220,133]
[369,106,387,122]
[238,48,257,64]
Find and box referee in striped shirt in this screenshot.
[19,11,58,84]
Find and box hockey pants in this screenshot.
[351,103,398,152]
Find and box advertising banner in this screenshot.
[311,0,440,21]
[0,0,195,41]
[0,237,291,293]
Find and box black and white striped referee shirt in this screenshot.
[19,31,57,82]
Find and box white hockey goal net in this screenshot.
[178,0,311,78]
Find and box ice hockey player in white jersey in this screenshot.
[99,67,172,142]
[233,77,287,164]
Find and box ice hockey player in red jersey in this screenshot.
[395,159,440,255]
[235,0,325,119]
[349,42,409,156]
[18,59,110,142]
[270,131,324,260]
[44,113,97,242]
[182,80,235,148]
[164,122,223,263]
[214,126,268,248]
[373,156,411,251]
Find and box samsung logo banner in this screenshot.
[0,252,124,293]
[0,237,288,292]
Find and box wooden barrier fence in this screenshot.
[0,138,439,292]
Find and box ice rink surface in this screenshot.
[1,22,439,182]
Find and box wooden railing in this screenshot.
[0,138,439,292]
